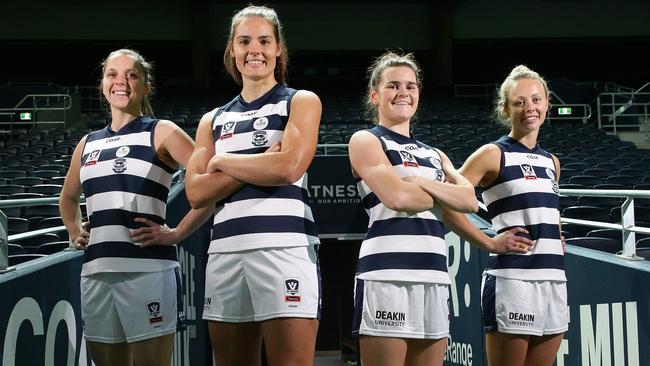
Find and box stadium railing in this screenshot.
[560,188,650,259]
[597,82,650,133]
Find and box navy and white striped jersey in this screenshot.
[482,136,565,281]
[208,83,319,253]
[79,116,177,276]
[356,125,449,284]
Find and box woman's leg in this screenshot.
[405,337,447,366]
[360,336,407,366]
[129,334,174,366]
[262,317,319,366]
[525,333,564,366]
[486,331,529,366]
[208,321,263,366]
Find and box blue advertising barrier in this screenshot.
[444,228,650,366]
[307,156,368,237]
[0,251,89,366]
[0,188,212,366]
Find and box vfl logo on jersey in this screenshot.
[204,297,212,310]
[146,300,163,325]
[113,158,127,173]
[220,121,236,140]
[84,149,101,166]
[399,151,419,167]
[253,117,269,130]
[520,164,537,180]
[284,278,301,302]
[252,130,268,147]
[115,146,130,158]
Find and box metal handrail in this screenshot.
[597,88,650,132]
[2,170,185,243]
[0,93,72,111]
[561,189,650,260]
[316,143,348,155]
[480,189,649,260]
[0,93,72,131]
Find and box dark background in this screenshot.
[1,0,648,98]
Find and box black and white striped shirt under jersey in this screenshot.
[79,116,177,276]
[481,136,565,281]
[209,83,319,253]
[356,125,449,284]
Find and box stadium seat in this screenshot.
[618,169,645,178]
[605,175,636,187]
[566,237,621,253]
[29,184,63,196]
[586,228,634,242]
[8,254,47,266]
[7,217,29,235]
[37,216,64,229]
[23,204,60,218]
[568,175,602,187]
[9,165,36,173]
[610,206,650,223]
[11,233,61,248]
[559,183,586,189]
[0,170,27,179]
[8,243,26,255]
[582,168,610,178]
[0,184,26,195]
[34,241,70,255]
[560,223,592,238]
[563,205,612,222]
[576,195,621,209]
[592,183,625,190]
[39,164,68,175]
[8,193,45,200]
[559,196,579,209]
[47,176,66,185]
[12,177,44,187]
[30,170,61,179]
[594,163,619,171]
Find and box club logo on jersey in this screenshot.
[204,297,212,310]
[551,180,560,194]
[429,157,442,170]
[220,121,236,140]
[146,300,163,325]
[252,130,268,147]
[84,149,101,166]
[115,146,130,158]
[113,158,127,173]
[284,278,301,302]
[520,164,537,180]
[253,117,269,130]
[434,169,444,182]
[545,168,555,180]
[399,150,419,167]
